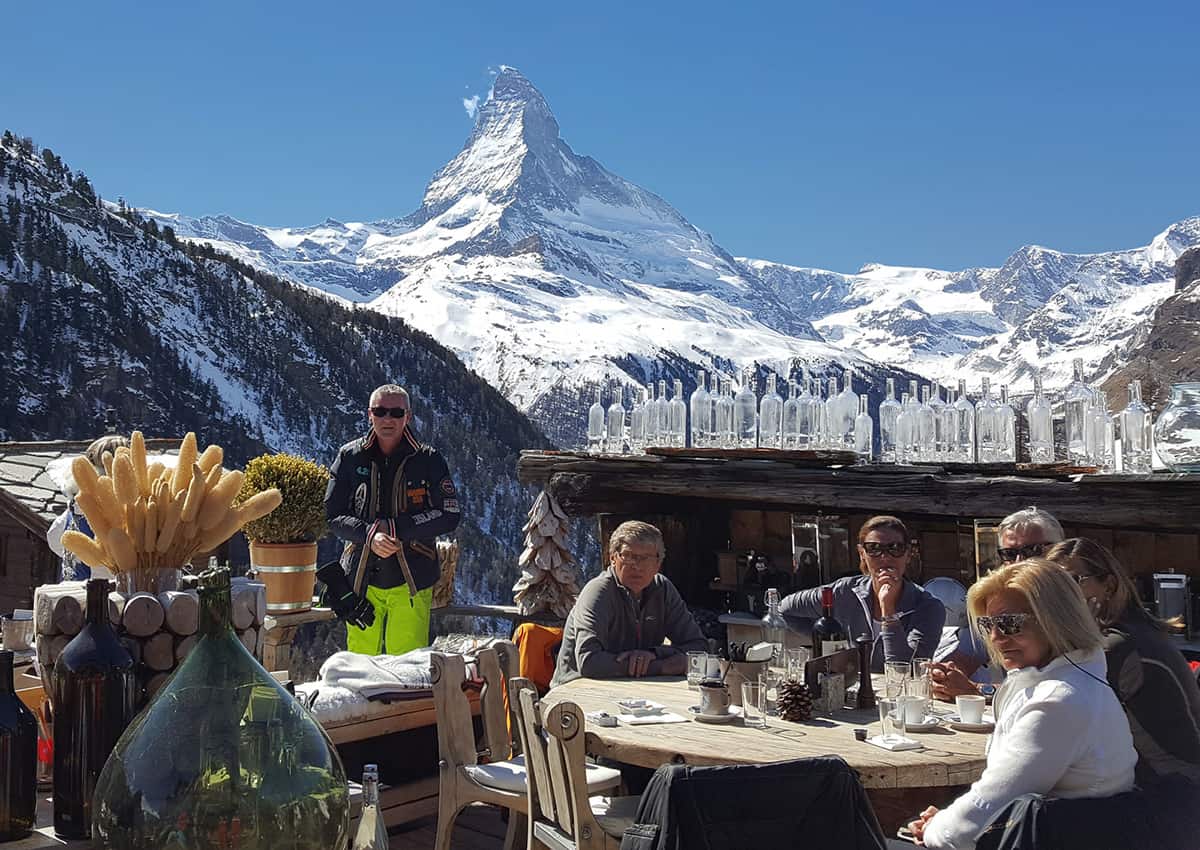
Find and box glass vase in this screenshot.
[91,567,349,849]
[1153,383,1200,472]
[116,567,182,595]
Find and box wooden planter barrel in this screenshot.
[249,542,318,614]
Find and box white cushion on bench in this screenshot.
[464,754,622,794]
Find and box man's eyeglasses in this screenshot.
[861,541,908,558]
[975,612,1033,637]
[370,406,408,419]
[997,542,1048,563]
[616,551,659,565]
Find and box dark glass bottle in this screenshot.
[811,586,849,657]
[53,578,136,839]
[0,650,37,840]
[92,566,349,849]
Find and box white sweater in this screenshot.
[923,648,1137,850]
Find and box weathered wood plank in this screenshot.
[515,452,1200,531]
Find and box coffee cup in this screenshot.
[956,694,986,725]
[698,678,731,716]
[904,695,928,725]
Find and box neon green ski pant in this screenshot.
[346,584,433,655]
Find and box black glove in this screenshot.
[316,561,376,630]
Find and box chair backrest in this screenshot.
[510,678,606,849]
[432,641,520,768]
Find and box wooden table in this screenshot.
[545,676,989,832]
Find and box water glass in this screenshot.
[905,676,930,724]
[760,668,781,717]
[687,651,707,690]
[741,681,767,728]
[878,696,907,742]
[785,647,811,681]
[884,661,910,698]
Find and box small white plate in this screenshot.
[616,699,664,717]
[903,715,943,733]
[688,705,743,724]
[945,713,995,732]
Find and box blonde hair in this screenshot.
[967,558,1103,667]
[609,521,665,561]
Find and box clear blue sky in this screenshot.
[4,1,1197,273]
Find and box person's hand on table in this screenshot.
[908,805,939,845]
[929,661,979,701]
[370,531,399,558]
[615,650,656,677]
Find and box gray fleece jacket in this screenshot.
[551,568,707,688]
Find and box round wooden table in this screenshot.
[545,676,989,832]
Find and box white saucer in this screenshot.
[903,715,943,732]
[688,705,743,724]
[945,713,995,732]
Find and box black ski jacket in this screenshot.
[325,428,461,594]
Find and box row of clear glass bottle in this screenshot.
[585,363,1156,472]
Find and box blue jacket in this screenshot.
[779,574,945,672]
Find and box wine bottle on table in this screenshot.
[0,650,37,841]
[352,764,389,849]
[53,578,136,840]
[811,586,849,657]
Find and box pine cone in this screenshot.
[777,679,813,722]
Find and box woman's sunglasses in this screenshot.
[861,541,908,558]
[975,612,1032,636]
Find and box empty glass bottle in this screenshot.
[797,376,820,449]
[1089,390,1116,472]
[351,765,388,850]
[759,374,784,449]
[655,380,669,447]
[976,377,997,462]
[586,388,604,454]
[832,369,858,450]
[781,379,801,449]
[734,371,759,449]
[879,378,902,463]
[715,378,735,449]
[669,379,687,448]
[1027,374,1055,464]
[605,385,626,454]
[953,379,976,462]
[1120,380,1151,474]
[643,383,659,448]
[854,394,873,460]
[91,567,350,850]
[689,370,711,448]
[903,381,922,461]
[628,388,646,455]
[895,392,915,464]
[1065,358,1095,463]
[917,386,936,461]
[1153,383,1200,471]
[938,385,959,463]
[929,381,948,460]
[997,385,1017,462]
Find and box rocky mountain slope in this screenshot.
[0,131,557,606]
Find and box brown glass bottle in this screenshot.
[53,579,136,839]
[0,650,37,840]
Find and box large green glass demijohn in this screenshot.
[91,567,349,849]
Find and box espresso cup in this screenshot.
[698,679,731,716]
[956,694,986,725]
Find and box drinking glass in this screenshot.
[878,696,907,742]
[884,661,910,698]
[905,675,930,724]
[687,651,707,690]
[785,647,811,681]
[760,668,781,717]
[741,682,767,728]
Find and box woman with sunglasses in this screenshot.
[910,559,1136,849]
[1046,538,1200,788]
[778,516,945,672]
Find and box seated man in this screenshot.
[925,577,991,682]
[550,520,707,688]
[930,505,1064,701]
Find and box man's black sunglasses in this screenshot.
[861,541,908,558]
[370,406,408,418]
[997,542,1048,563]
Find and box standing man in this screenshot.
[324,384,462,655]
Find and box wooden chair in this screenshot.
[432,646,620,850]
[510,678,640,850]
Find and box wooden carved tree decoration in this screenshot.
[512,490,579,618]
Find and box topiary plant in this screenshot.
[236,453,330,544]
